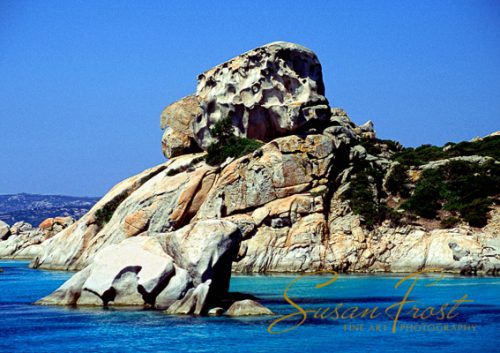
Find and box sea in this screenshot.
[0,260,498,352]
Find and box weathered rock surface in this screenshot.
[0,221,45,259]
[38,220,241,310]
[193,42,330,150]
[31,161,174,270]
[0,221,10,240]
[2,41,498,316]
[17,107,497,279]
[161,42,331,154]
[39,216,74,239]
[160,95,202,158]
[225,299,274,316]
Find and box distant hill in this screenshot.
[0,193,100,226]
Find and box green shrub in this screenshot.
[342,163,389,228]
[402,169,443,218]
[446,135,500,160]
[205,117,263,166]
[393,144,447,166]
[394,135,500,166]
[360,138,402,156]
[460,198,492,227]
[94,200,120,227]
[385,163,411,197]
[402,160,498,226]
[440,216,460,228]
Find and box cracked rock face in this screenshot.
[160,95,202,158]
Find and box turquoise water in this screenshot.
[0,261,499,352]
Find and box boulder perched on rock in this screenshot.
[225,299,274,316]
[160,95,203,158]
[39,216,75,239]
[193,41,330,149]
[160,41,331,156]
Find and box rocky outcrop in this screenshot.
[38,216,75,239]
[30,161,172,270]
[38,220,241,312]
[160,41,330,154]
[1,41,497,313]
[0,222,45,259]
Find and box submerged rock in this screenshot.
[225,299,274,316]
[207,307,224,316]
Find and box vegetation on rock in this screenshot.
[402,160,499,227]
[205,117,263,166]
[385,163,411,197]
[94,198,123,227]
[342,162,401,228]
[394,135,500,166]
[344,135,499,229]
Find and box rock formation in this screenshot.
[0,221,45,259]
[160,42,330,157]
[0,220,10,240]
[0,217,75,259]
[226,299,274,316]
[38,220,240,313]
[1,41,498,312]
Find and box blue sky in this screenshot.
[1,0,499,196]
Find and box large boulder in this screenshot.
[193,42,330,149]
[37,220,242,312]
[158,220,241,299]
[0,220,10,240]
[160,95,202,158]
[161,41,331,156]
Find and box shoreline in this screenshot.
[1,259,497,278]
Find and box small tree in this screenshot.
[205,116,262,166]
[210,116,235,145]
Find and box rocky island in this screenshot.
[0,42,498,315]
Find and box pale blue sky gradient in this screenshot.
[1,0,499,196]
